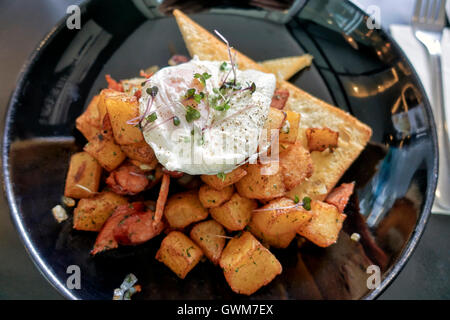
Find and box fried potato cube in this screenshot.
[200,167,247,190]
[306,127,339,152]
[262,108,286,146]
[219,232,282,295]
[210,193,257,231]
[120,141,156,164]
[279,142,313,190]
[98,89,126,123]
[198,184,234,208]
[190,220,226,265]
[73,191,128,231]
[247,220,296,249]
[64,152,102,199]
[105,92,144,145]
[76,95,101,141]
[297,200,347,247]
[235,163,286,200]
[250,197,313,237]
[84,134,126,171]
[164,190,209,229]
[279,110,300,143]
[156,231,203,279]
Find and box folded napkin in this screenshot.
[390,25,450,139]
[390,25,450,214]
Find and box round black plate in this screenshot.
[2,0,438,300]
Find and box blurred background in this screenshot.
[0,0,448,299]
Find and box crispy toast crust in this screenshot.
[172,9,372,199]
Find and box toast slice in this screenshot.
[173,9,372,200]
[259,55,314,81]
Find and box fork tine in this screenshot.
[413,0,423,23]
[429,0,438,22]
[437,0,447,24]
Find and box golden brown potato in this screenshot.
[297,200,347,247]
[155,231,204,279]
[190,220,226,265]
[64,152,102,199]
[105,92,144,145]
[200,167,247,190]
[210,193,258,231]
[73,191,128,231]
[198,184,234,208]
[98,89,126,123]
[279,142,313,190]
[261,107,286,146]
[164,190,209,229]
[250,197,313,237]
[306,127,339,152]
[279,110,300,143]
[84,134,126,171]
[120,141,156,164]
[76,95,101,141]
[235,163,285,200]
[247,220,296,249]
[219,232,282,295]
[129,158,159,172]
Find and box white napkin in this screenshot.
[390,25,450,140]
[390,25,450,214]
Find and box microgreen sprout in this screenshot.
[214,30,237,85]
[194,72,211,87]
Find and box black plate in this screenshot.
[2,0,438,300]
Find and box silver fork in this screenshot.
[413,0,450,212]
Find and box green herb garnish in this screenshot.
[184,88,195,99]
[294,195,299,204]
[302,196,312,211]
[173,116,180,126]
[185,106,201,123]
[193,92,205,103]
[217,172,226,182]
[146,112,157,123]
[146,86,159,97]
[220,62,228,71]
[194,72,211,86]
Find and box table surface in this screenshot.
[0,0,448,300]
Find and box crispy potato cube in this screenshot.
[120,141,156,164]
[190,220,226,265]
[200,167,247,190]
[279,142,313,190]
[164,190,209,229]
[198,184,234,208]
[76,95,101,141]
[64,152,102,199]
[105,93,144,145]
[156,231,203,279]
[210,193,257,231]
[250,197,313,237]
[235,163,285,200]
[98,89,126,123]
[279,110,300,143]
[73,191,128,231]
[306,127,339,152]
[84,135,126,171]
[297,200,347,247]
[262,108,286,146]
[219,232,282,295]
[247,220,296,249]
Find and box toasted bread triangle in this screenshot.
[173,9,372,200]
[259,54,314,81]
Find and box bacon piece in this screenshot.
[153,174,170,226]
[134,89,142,100]
[270,89,290,110]
[91,202,144,255]
[106,162,149,195]
[105,74,124,92]
[139,70,153,79]
[113,210,165,245]
[325,182,355,213]
[168,54,189,66]
[162,167,184,178]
